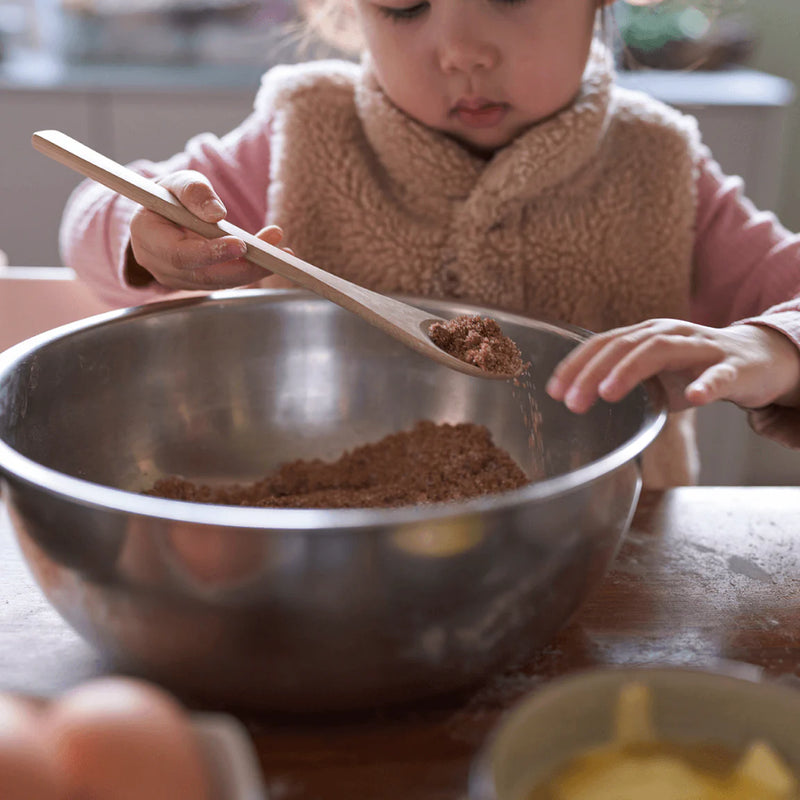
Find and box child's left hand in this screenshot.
[546,319,800,414]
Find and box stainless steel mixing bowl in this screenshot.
[0,290,665,712]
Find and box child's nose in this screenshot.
[436,17,499,73]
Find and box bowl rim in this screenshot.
[0,289,667,530]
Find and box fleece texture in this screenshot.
[255,45,704,487]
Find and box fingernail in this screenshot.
[545,377,562,397]
[688,381,705,396]
[212,239,245,260]
[565,388,581,410]
[203,198,226,220]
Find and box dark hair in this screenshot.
[298,0,621,55]
[295,0,362,55]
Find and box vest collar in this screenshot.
[354,42,613,217]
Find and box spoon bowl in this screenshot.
[32,129,516,380]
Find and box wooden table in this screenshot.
[3,487,800,799]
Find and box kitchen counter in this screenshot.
[2,486,800,799]
[1,49,795,105]
[0,50,268,94]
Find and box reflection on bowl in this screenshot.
[0,290,664,712]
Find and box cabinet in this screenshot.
[0,58,796,485]
[0,59,260,267]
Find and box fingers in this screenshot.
[684,362,739,406]
[255,225,285,247]
[547,320,724,413]
[130,208,260,290]
[241,226,299,289]
[158,170,227,223]
[127,177,293,290]
[549,319,800,415]
[546,331,628,407]
[546,321,677,411]
[593,335,720,404]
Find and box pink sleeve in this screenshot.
[691,155,800,331]
[691,155,800,448]
[59,108,273,308]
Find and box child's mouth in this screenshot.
[451,101,509,129]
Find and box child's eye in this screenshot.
[378,1,429,21]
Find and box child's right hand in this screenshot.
[546,319,800,415]
[126,170,281,291]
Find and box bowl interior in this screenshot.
[0,291,661,504]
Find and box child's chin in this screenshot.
[447,130,512,158]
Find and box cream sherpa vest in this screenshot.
[256,45,703,488]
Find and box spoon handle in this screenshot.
[31,129,430,331]
[32,129,508,381]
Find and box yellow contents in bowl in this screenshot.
[530,683,799,800]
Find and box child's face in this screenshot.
[355,0,602,154]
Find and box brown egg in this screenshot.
[46,677,212,800]
[0,693,63,800]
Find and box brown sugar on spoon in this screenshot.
[428,315,525,377]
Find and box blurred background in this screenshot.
[0,0,798,486]
[1,0,796,258]
[0,0,796,257]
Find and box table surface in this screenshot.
[3,486,800,799]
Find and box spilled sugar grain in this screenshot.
[511,364,545,481]
[428,315,542,478]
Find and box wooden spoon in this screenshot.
[32,129,514,380]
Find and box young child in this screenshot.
[59,0,800,487]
